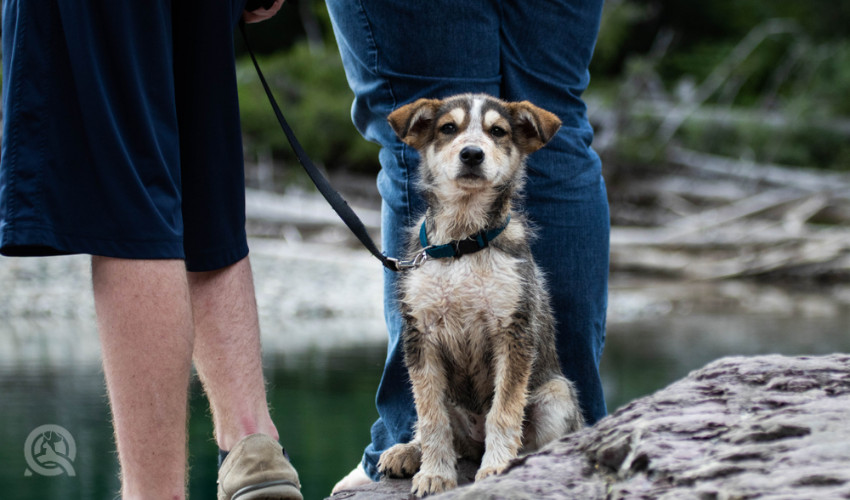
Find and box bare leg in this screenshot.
[188,256,278,451]
[93,257,195,500]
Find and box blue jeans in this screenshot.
[326,0,609,481]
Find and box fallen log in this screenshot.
[667,146,850,196]
[611,224,850,281]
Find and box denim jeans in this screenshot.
[326,0,609,481]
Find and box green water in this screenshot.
[601,313,850,411]
[0,347,385,500]
[2,312,849,500]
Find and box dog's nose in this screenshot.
[460,146,484,166]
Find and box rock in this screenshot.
[328,354,850,499]
[328,461,478,500]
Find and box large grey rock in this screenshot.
[329,354,850,499]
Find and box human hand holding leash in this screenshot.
[243,0,285,23]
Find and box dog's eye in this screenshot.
[439,123,458,135]
[490,126,507,138]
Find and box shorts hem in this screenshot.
[0,225,185,260]
[184,240,249,273]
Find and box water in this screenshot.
[602,312,850,411]
[0,346,386,500]
[2,311,848,500]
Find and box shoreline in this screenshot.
[2,189,848,369]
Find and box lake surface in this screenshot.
[602,312,850,411]
[0,345,387,500]
[2,311,849,500]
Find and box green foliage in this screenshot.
[592,1,656,77]
[677,120,850,172]
[591,0,850,172]
[237,41,379,175]
[237,0,380,177]
[4,0,850,175]
[796,42,850,117]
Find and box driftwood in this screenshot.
[587,17,850,283]
[241,138,850,283]
[667,146,850,196]
[244,187,381,245]
[608,147,850,282]
[241,160,850,283]
[592,100,850,138]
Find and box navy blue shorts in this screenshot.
[1,0,249,271]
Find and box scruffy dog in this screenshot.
[379,94,585,496]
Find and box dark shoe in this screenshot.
[217,434,302,500]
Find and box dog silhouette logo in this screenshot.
[24,424,77,477]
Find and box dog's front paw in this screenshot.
[378,442,421,478]
[474,463,508,482]
[411,470,457,497]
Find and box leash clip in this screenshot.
[386,248,431,271]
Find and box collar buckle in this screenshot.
[451,234,489,257]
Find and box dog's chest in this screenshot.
[402,250,524,334]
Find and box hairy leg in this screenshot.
[477,324,533,481]
[522,376,584,454]
[406,327,458,495]
[188,256,278,451]
[93,257,195,500]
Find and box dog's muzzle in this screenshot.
[458,146,485,180]
[460,146,484,166]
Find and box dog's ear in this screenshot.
[387,98,442,150]
[507,101,562,154]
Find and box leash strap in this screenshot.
[239,22,403,271]
[419,214,512,259]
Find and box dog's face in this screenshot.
[387,94,561,194]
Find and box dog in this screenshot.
[378,94,585,496]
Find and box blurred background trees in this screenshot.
[233,0,850,281]
[591,0,850,171]
[236,0,381,186]
[237,0,850,183]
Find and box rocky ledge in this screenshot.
[329,354,850,499]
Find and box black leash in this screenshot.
[239,22,409,272]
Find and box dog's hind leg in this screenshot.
[449,405,485,462]
[521,375,584,453]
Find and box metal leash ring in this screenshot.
[387,249,431,271]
